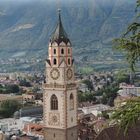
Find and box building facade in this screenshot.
[43,10,78,140]
[119,83,140,96]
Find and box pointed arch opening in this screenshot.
[68,48,70,54]
[53,58,57,65]
[68,58,71,65]
[54,49,56,54]
[61,48,64,54]
[51,94,58,110]
[70,93,74,110]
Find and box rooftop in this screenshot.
[50,9,71,46]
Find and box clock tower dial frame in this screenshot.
[66,68,73,80]
[50,68,60,80]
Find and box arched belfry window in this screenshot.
[53,58,57,65]
[51,94,58,110]
[68,58,71,65]
[70,93,74,110]
[54,49,56,54]
[68,48,70,54]
[61,48,64,54]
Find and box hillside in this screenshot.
[0,0,137,72]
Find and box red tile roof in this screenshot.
[23,123,43,136]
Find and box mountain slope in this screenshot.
[0,0,137,72]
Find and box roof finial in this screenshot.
[58,9,61,22]
[58,8,61,14]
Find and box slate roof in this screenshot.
[50,10,70,45]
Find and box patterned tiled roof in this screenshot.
[50,10,70,46]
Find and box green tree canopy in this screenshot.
[115,70,130,84]
[112,97,140,135]
[82,79,94,92]
[0,100,21,118]
[112,0,140,135]
[6,84,20,93]
[114,0,140,72]
[78,91,97,103]
[19,79,31,87]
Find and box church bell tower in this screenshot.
[43,10,78,140]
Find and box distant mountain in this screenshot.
[0,0,137,72]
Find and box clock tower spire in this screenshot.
[43,10,78,140]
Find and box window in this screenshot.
[54,133,55,138]
[53,58,57,65]
[68,48,70,54]
[51,94,58,110]
[71,117,73,122]
[61,48,64,54]
[54,49,56,54]
[70,93,74,110]
[68,58,71,65]
[71,132,73,137]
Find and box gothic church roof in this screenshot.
[50,10,71,46]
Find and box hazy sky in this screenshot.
[0,0,80,4]
[0,0,136,6]
[0,0,98,1]
[0,0,42,1]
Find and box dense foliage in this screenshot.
[78,83,119,106]
[19,79,31,87]
[100,84,119,106]
[115,70,130,84]
[112,0,140,135]
[112,97,140,135]
[114,0,140,72]
[82,80,94,92]
[0,100,21,118]
[78,91,97,103]
[0,84,20,94]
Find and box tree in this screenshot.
[0,100,21,118]
[78,91,97,103]
[114,0,140,72]
[102,111,109,119]
[101,95,108,104]
[6,84,20,93]
[107,97,114,107]
[78,91,86,102]
[112,0,140,135]
[19,79,31,87]
[115,70,130,84]
[112,97,140,135]
[82,79,94,92]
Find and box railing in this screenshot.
[43,83,77,89]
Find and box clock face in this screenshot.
[67,68,73,80]
[52,115,57,123]
[50,68,60,80]
[49,113,60,126]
